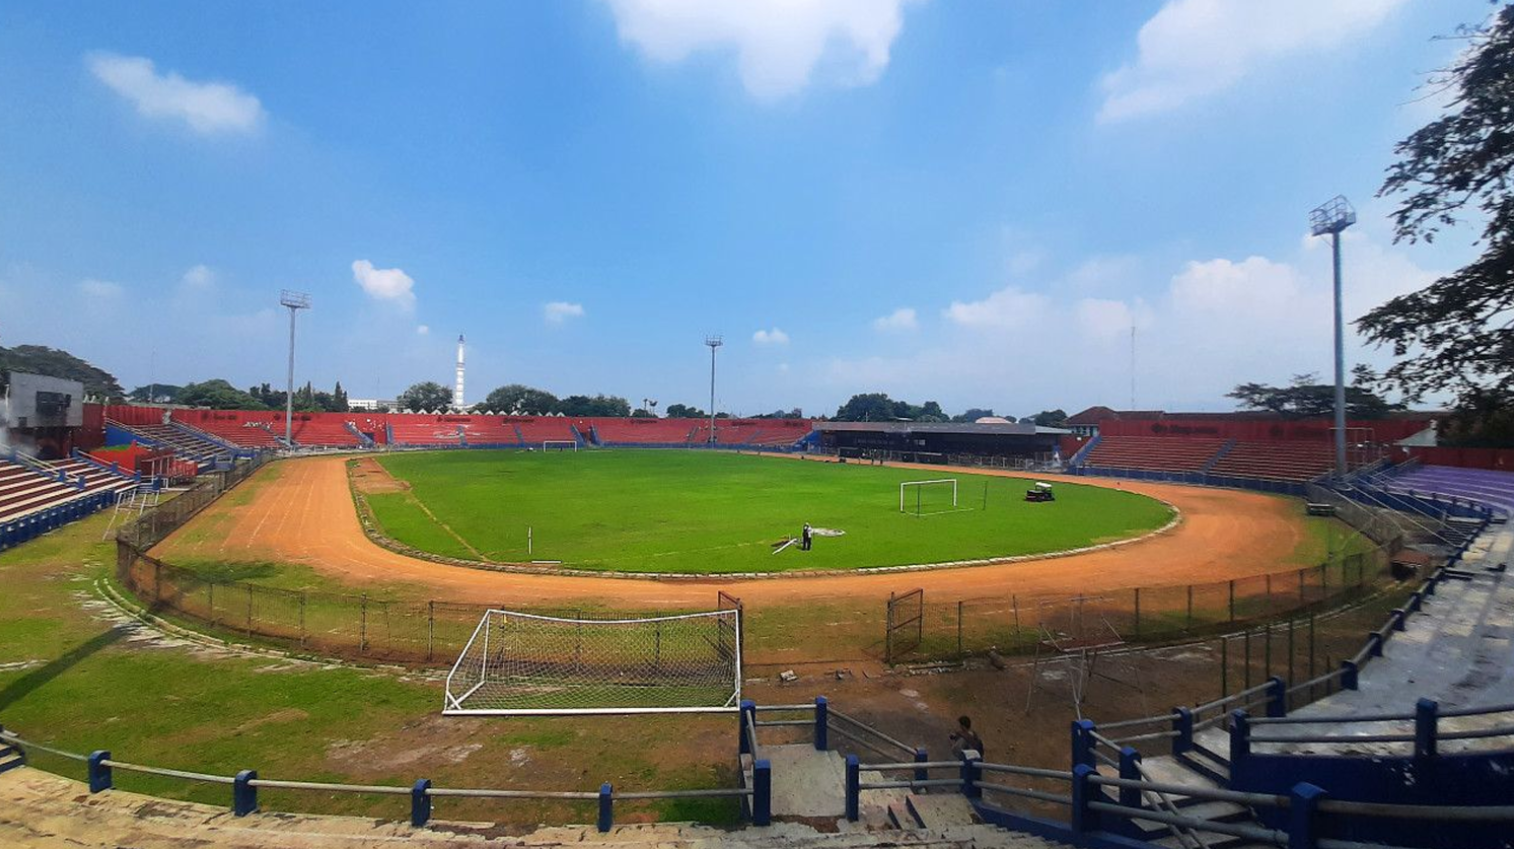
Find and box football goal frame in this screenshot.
[900,478,958,515]
[542,440,578,452]
[443,607,742,716]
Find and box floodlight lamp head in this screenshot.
[279,290,312,310]
[705,335,723,349]
[1309,195,1357,237]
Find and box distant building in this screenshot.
[347,398,395,411]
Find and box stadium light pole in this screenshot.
[705,336,723,444]
[279,290,312,446]
[1309,196,1356,479]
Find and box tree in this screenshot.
[0,344,124,398]
[398,381,453,412]
[557,394,632,417]
[752,407,804,419]
[331,381,349,413]
[479,384,560,415]
[128,383,184,403]
[1362,7,1514,437]
[665,403,706,418]
[834,393,905,421]
[1023,409,1068,428]
[951,407,1007,423]
[1227,370,1404,419]
[178,379,267,410]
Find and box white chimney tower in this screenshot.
[454,334,466,410]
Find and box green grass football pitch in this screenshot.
[366,450,1175,574]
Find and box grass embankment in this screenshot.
[0,515,740,825]
[366,450,1176,573]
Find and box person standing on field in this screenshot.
[801,522,813,551]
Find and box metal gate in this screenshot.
[885,588,924,664]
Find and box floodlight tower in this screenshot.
[279,290,311,445]
[704,336,723,444]
[454,334,466,410]
[1309,195,1357,479]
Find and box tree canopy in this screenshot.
[833,393,948,422]
[478,384,560,414]
[664,403,706,418]
[951,407,1004,423]
[1021,409,1068,428]
[128,383,184,404]
[1362,6,1514,442]
[178,379,267,410]
[1228,369,1404,419]
[0,344,123,398]
[557,394,632,417]
[398,381,454,412]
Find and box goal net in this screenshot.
[542,440,578,452]
[444,608,742,715]
[900,478,958,514]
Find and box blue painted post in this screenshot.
[87,751,112,793]
[1408,592,1423,613]
[844,754,860,822]
[411,779,432,827]
[1340,660,1358,690]
[752,759,772,826]
[1266,677,1287,718]
[597,783,613,833]
[739,700,755,755]
[1070,763,1097,834]
[1230,711,1251,764]
[1171,708,1194,755]
[813,696,828,751]
[1118,747,1142,809]
[913,747,928,784]
[1070,719,1096,768]
[1368,632,1384,658]
[959,752,982,799]
[1424,576,1437,597]
[232,770,258,816]
[1288,782,1326,849]
[1415,698,1438,760]
[1392,609,1408,631]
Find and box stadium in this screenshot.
[5,4,1514,849]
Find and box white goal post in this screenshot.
[444,608,742,716]
[900,478,958,513]
[542,440,578,452]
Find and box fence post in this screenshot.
[427,601,435,662]
[1171,708,1193,755]
[1118,747,1142,809]
[245,584,253,635]
[410,779,432,827]
[752,758,772,826]
[1288,782,1326,849]
[1071,719,1096,768]
[299,593,307,645]
[360,593,369,654]
[845,754,860,822]
[1070,763,1097,834]
[87,750,112,793]
[1266,676,1287,718]
[1228,580,1235,622]
[1230,711,1251,764]
[597,782,613,832]
[233,769,258,816]
[956,600,964,659]
[914,747,929,784]
[958,751,982,799]
[886,592,895,664]
[1368,631,1384,658]
[1220,635,1229,696]
[1340,660,1359,691]
[1392,608,1408,631]
[739,700,756,755]
[813,696,828,751]
[1414,698,1439,760]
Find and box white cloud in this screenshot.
[544,301,585,323]
[872,307,918,332]
[943,286,1048,329]
[416,324,430,335]
[753,327,790,345]
[1098,0,1406,122]
[351,260,416,309]
[78,278,123,298]
[87,52,265,134]
[181,264,214,289]
[603,0,918,99]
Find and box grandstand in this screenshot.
[1378,464,1514,517]
[1081,435,1228,472]
[289,418,366,448]
[388,418,463,447]
[589,417,699,446]
[513,416,579,446]
[106,419,230,470]
[179,417,281,449]
[457,416,519,446]
[0,452,133,550]
[1208,439,1336,482]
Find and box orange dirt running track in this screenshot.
[154,455,1309,611]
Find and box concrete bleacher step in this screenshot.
[0,744,23,774]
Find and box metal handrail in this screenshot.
[427,787,599,800]
[1249,732,1416,745]
[0,731,88,762]
[1441,702,1514,718]
[101,760,236,784]
[1315,799,1514,821]
[828,709,917,757]
[1087,775,1289,808]
[249,778,409,794]
[616,787,751,800]
[977,762,1073,780]
[1250,711,1414,725]
[753,719,810,728]
[1286,668,1345,695]
[858,778,962,791]
[1113,728,1181,744]
[864,760,962,771]
[974,782,1072,806]
[829,724,905,761]
[1193,681,1272,716]
[1096,713,1175,731]
[753,704,815,712]
[1087,801,1286,846]
[1436,724,1514,741]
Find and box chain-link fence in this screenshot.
[889,546,1389,664]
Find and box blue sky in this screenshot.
[0,0,1491,416]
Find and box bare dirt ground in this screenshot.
[153,455,1307,611]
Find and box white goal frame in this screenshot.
[443,608,742,716]
[900,478,958,513]
[542,440,578,452]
